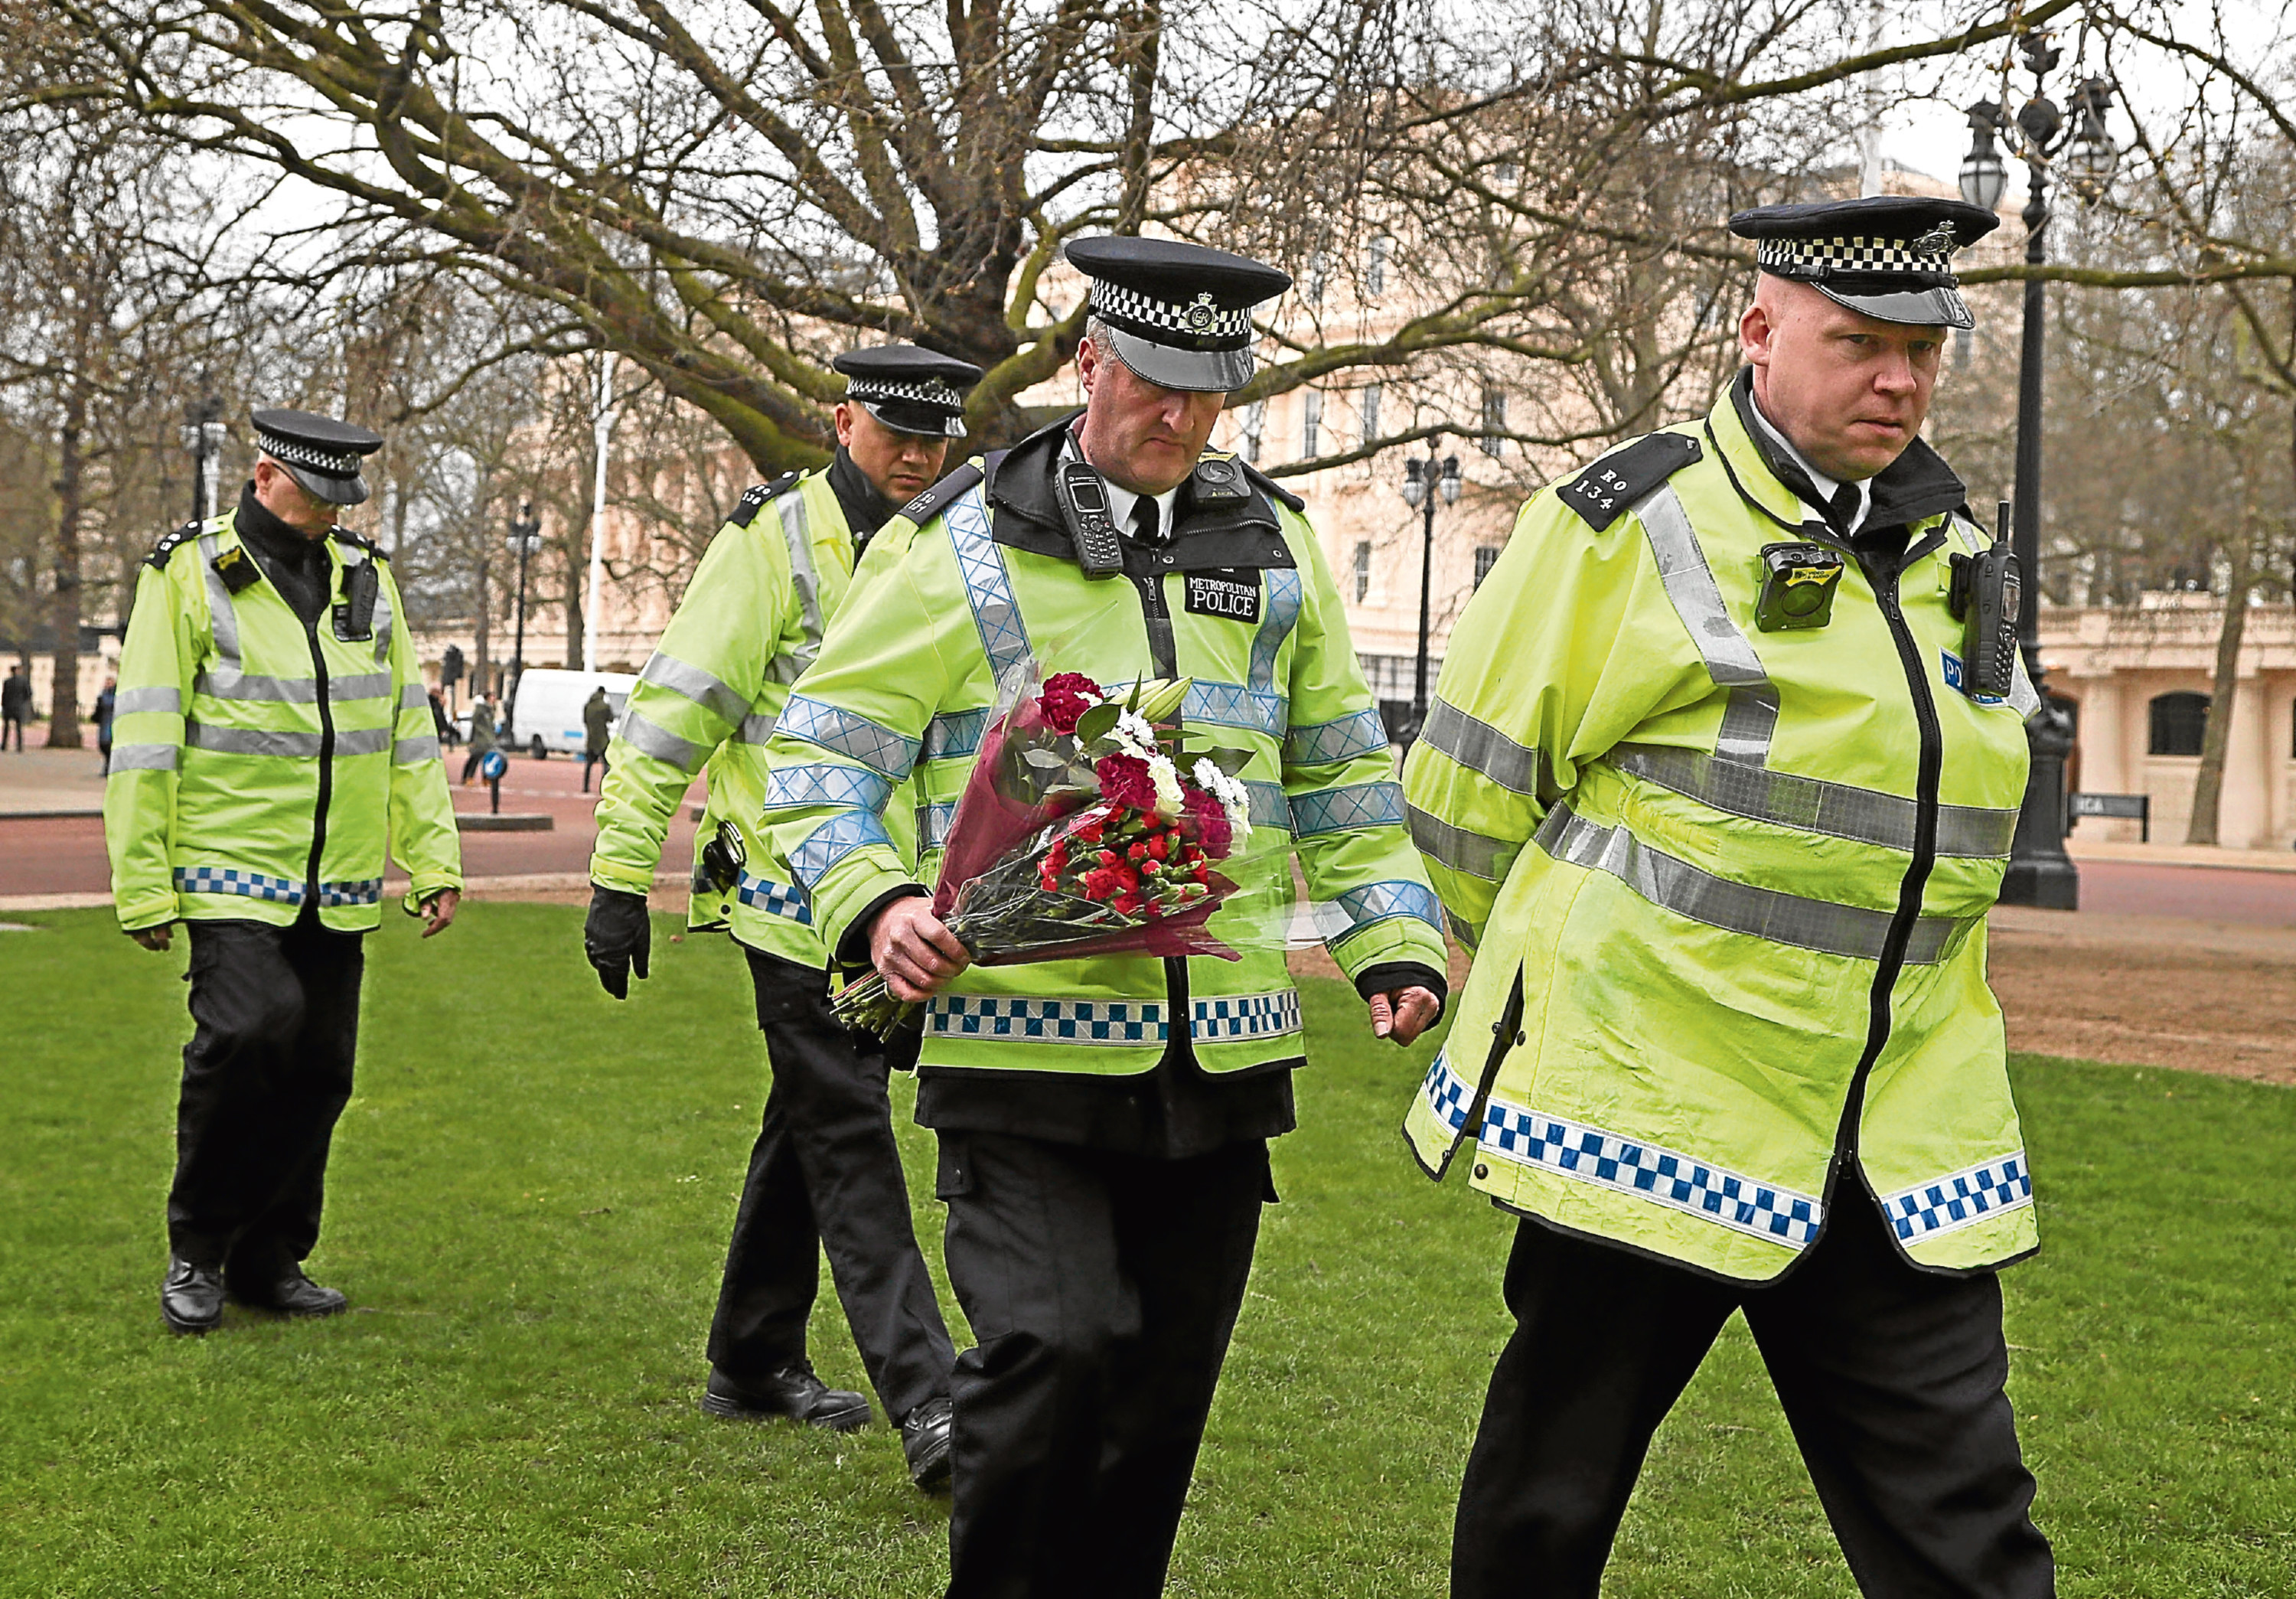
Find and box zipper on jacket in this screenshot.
[1124,560,1193,1062]
[303,616,335,906]
[1824,534,1948,1201]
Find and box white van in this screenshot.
[503,668,638,758]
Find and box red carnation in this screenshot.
[1038,672,1103,734]
[1096,752,1156,811]
[1182,786,1233,857]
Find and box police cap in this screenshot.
[1066,236,1292,393]
[1729,196,2000,331]
[832,345,983,439]
[249,408,386,507]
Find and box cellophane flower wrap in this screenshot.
[833,662,1260,1038]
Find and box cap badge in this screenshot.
[1910,224,1957,255]
[1184,292,1218,332]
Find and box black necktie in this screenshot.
[1130,497,1162,547]
[1825,481,1861,534]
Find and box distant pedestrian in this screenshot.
[2,664,28,751]
[461,694,496,785]
[580,685,612,793]
[428,687,455,749]
[95,675,117,775]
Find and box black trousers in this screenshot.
[706,951,954,1421]
[168,912,365,1287]
[1453,1194,2055,1599]
[581,751,608,791]
[937,1131,1269,1599]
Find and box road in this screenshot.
[0,749,703,900]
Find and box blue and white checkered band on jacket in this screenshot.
[254,429,366,478]
[1756,230,1959,285]
[1088,280,1255,351]
[844,375,964,411]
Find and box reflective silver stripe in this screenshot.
[1635,484,1777,767]
[184,723,324,758]
[393,735,442,762]
[1407,802,1518,880]
[331,672,393,702]
[774,491,826,684]
[2007,654,2041,722]
[1535,801,1975,965]
[1243,781,1291,834]
[945,487,1032,684]
[1291,780,1404,836]
[334,726,392,757]
[114,687,181,716]
[196,533,242,668]
[917,798,956,851]
[764,763,893,814]
[924,707,993,761]
[641,651,748,729]
[617,710,704,772]
[369,560,395,665]
[195,671,318,703]
[109,742,180,772]
[1420,697,1541,796]
[1446,909,1481,951]
[400,682,430,710]
[1609,744,2019,860]
[738,710,778,746]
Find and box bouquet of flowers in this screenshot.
[833,664,1260,1037]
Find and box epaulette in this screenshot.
[146,521,202,570]
[331,527,388,560]
[734,470,805,527]
[1239,462,1305,514]
[893,452,1006,530]
[1557,432,1703,531]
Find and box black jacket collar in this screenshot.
[1726,367,1967,547]
[825,446,897,542]
[986,412,1293,572]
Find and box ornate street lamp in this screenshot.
[1959,38,2116,911]
[179,393,227,522]
[504,502,542,746]
[1400,447,1463,740]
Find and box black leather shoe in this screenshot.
[160,1257,225,1336]
[902,1397,954,1491]
[700,1363,870,1431]
[230,1271,347,1317]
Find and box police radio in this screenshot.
[1949,501,2020,700]
[1054,462,1125,578]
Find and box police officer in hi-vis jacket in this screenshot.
[1403,196,2055,1598]
[585,345,981,1490]
[107,409,462,1336]
[756,236,1447,1598]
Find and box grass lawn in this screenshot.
[0,901,2290,1596]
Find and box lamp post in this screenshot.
[1399,445,1462,740]
[179,393,227,522]
[1959,42,2115,910]
[504,502,541,746]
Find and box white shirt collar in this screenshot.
[1746,394,1870,537]
[1062,429,1179,543]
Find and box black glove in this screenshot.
[584,886,651,999]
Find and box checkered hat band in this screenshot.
[255,430,364,478]
[844,377,964,411]
[1088,279,1254,351]
[1757,237,1955,281]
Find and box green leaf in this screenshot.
[1075,703,1122,743]
[1021,749,1067,769]
[1206,746,1254,777]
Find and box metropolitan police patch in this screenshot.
[1183,568,1262,623]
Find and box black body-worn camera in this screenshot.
[1753,542,1844,632]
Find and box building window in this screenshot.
[1352,540,1371,603]
[1306,250,1328,305]
[1473,545,1502,588]
[2148,691,2210,757]
[1365,236,1390,297]
[1360,383,1381,445]
[1303,390,1323,458]
[1239,400,1264,464]
[1479,386,1507,456]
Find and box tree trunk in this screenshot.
[44,385,86,750]
[472,550,492,700]
[2184,527,2255,845]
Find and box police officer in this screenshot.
[583,345,982,1489]
[106,409,463,1336]
[1401,197,2054,1595]
[757,236,1448,1597]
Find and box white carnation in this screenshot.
[1146,752,1186,817]
[1192,758,1254,844]
[1114,709,1159,755]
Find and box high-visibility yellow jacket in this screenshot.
[1402,377,2040,1280]
[589,465,915,963]
[755,422,1447,1079]
[105,505,461,933]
